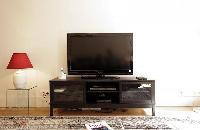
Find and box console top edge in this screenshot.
[50,77,155,82]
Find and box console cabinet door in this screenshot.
[120,82,152,104]
[51,82,84,104]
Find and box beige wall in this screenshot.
[1,0,200,107]
[0,0,68,107]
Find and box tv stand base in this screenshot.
[49,77,155,116]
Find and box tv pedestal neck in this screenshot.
[49,77,155,116]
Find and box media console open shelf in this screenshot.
[49,77,155,116]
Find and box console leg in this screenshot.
[152,105,155,116]
[50,106,53,116]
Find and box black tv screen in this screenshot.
[67,33,133,75]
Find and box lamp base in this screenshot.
[13,69,27,89]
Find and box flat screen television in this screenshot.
[67,33,133,77]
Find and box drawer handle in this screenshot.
[54,89,65,93]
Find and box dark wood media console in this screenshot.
[49,77,155,116]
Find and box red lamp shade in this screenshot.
[7,53,33,69]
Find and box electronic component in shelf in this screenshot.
[90,88,117,91]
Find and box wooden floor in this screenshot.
[0,107,193,116]
[0,107,150,116]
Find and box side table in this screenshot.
[6,86,37,115]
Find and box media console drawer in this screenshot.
[121,91,152,104]
[51,83,84,103]
[120,82,152,104]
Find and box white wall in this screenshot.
[0,0,200,107]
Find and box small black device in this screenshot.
[136,76,147,80]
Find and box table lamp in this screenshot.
[7,53,33,89]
